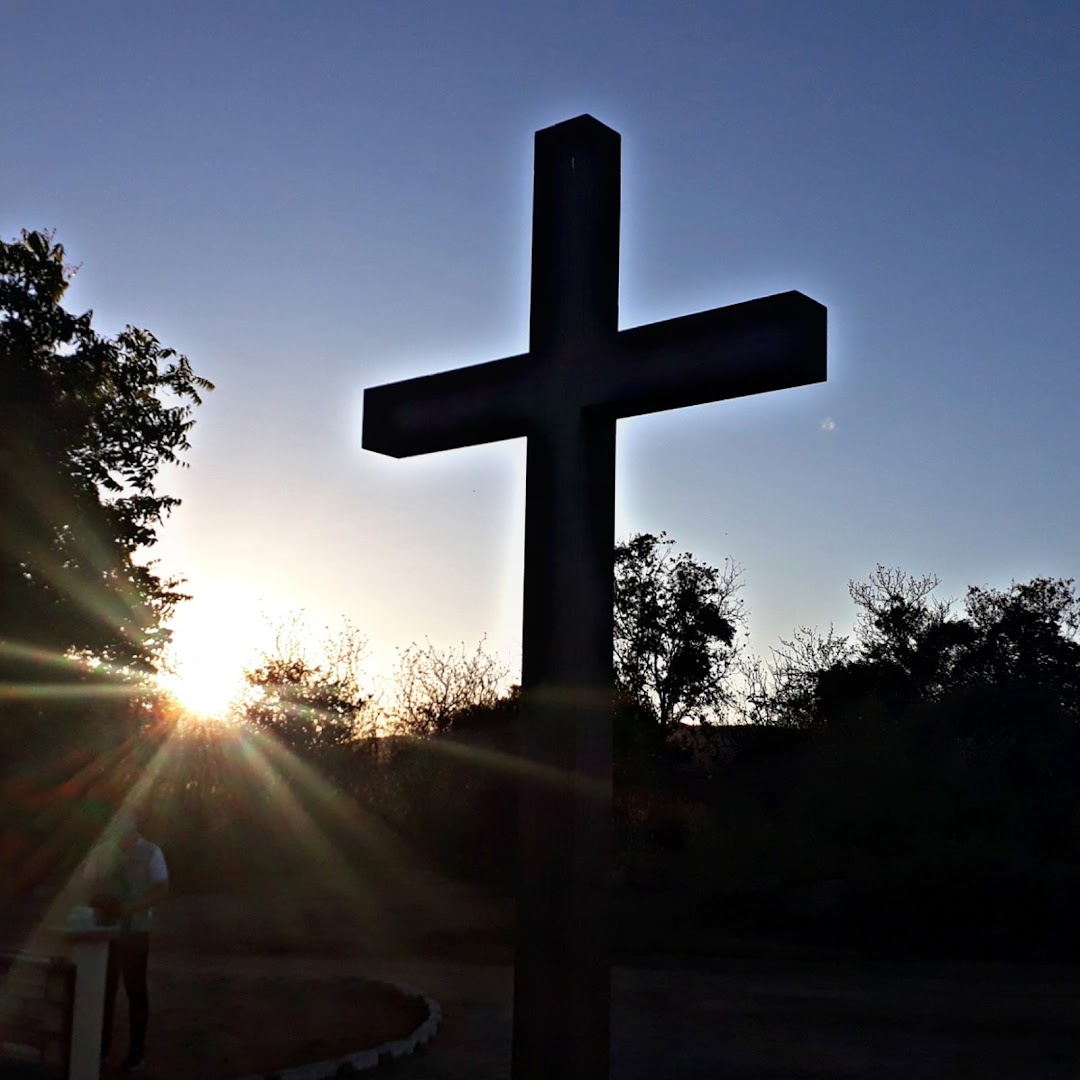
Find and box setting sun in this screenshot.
[159,658,245,721]
[159,586,271,721]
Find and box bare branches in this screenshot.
[739,625,854,728]
[392,637,510,736]
[240,616,376,753]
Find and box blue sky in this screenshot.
[4,2,1078,706]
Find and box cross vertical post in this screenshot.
[513,118,620,1080]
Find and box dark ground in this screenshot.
[3,869,1078,1080]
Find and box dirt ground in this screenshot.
[101,967,427,1079]
[5,865,1080,1079]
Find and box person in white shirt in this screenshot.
[84,811,168,1071]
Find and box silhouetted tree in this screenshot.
[954,577,1080,708]
[711,567,1080,948]
[391,637,509,736]
[240,618,376,757]
[739,624,854,728]
[801,569,1080,732]
[1,229,211,757]
[848,565,979,697]
[614,532,744,731]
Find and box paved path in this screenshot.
[8,896,1079,1078]
[158,953,1080,1080]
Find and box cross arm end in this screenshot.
[362,354,533,458]
[606,290,827,420]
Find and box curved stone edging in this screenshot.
[234,978,442,1080]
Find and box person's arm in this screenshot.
[142,845,169,911]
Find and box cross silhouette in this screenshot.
[363,114,826,1080]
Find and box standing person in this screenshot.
[85,811,169,1072]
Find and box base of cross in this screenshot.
[512,689,612,1080]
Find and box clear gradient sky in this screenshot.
[4,3,1078,709]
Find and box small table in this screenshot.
[44,925,119,1080]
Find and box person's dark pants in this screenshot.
[101,932,150,1060]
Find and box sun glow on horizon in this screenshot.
[159,585,272,722]
[158,661,245,722]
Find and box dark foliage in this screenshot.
[1,230,210,762]
[239,619,375,763]
[614,532,744,730]
[669,569,1080,957]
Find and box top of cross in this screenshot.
[363,115,825,458]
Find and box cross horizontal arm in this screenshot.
[362,352,534,458]
[598,290,826,420]
[363,291,825,457]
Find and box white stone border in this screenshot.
[233,978,441,1080]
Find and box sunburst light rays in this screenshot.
[3,725,178,966]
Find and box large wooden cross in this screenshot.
[363,114,826,1080]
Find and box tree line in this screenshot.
[4,228,1079,958]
